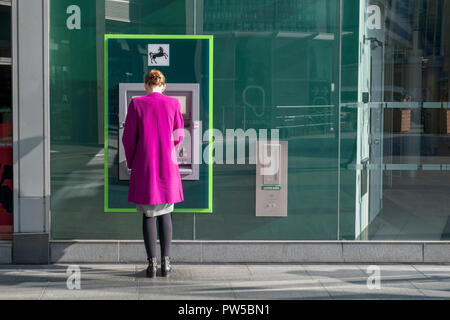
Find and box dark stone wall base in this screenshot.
[13,233,49,264]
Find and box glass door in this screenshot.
[355,0,371,239]
[356,0,450,241]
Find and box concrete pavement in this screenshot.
[0,264,449,300]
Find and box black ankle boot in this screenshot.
[146,258,157,278]
[161,256,172,277]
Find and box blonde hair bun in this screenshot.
[145,69,166,87]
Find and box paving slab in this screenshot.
[42,285,139,300]
[230,279,330,300]
[408,277,450,299]
[187,265,253,282]
[356,264,428,286]
[302,264,368,285]
[247,265,310,280]
[0,268,66,285]
[412,265,450,279]
[325,286,426,300]
[0,264,449,300]
[138,281,236,300]
[0,285,46,300]
[412,287,450,299]
[41,268,139,300]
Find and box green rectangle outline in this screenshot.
[104,34,214,213]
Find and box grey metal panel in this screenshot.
[185,0,194,34]
[105,0,130,22]
[0,242,12,264]
[118,83,143,180]
[42,0,50,233]
[11,0,19,233]
[12,0,50,233]
[17,0,44,197]
[255,141,288,217]
[19,197,45,233]
[96,0,105,145]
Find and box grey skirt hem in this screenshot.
[136,203,174,218]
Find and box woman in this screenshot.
[122,69,184,278]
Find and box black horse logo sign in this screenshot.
[149,46,169,65]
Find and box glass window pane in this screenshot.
[0,2,11,240]
[351,0,450,240]
[0,65,12,240]
[49,0,450,241]
[50,0,342,240]
[197,0,341,240]
[0,4,11,57]
[50,0,194,240]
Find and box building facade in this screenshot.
[1,0,450,264]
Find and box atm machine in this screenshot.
[118,83,200,181]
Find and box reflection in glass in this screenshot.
[360,0,450,240]
[0,0,12,241]
[48,0,450,241]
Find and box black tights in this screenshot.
[142,213,172,260]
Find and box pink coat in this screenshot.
[122,92,184,205]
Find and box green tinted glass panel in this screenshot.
[0,4,11,57]
[196,0,342,240]
[0,3,12,240]
[104,35,213,212]
[50,0,195,240]
[49,0,359,240]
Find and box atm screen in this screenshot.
[173,96,187,115]
[119,82,199,181]
[129,94,188,118]
[165,91,192,120]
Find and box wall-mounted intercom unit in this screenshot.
[255,141,288,217]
